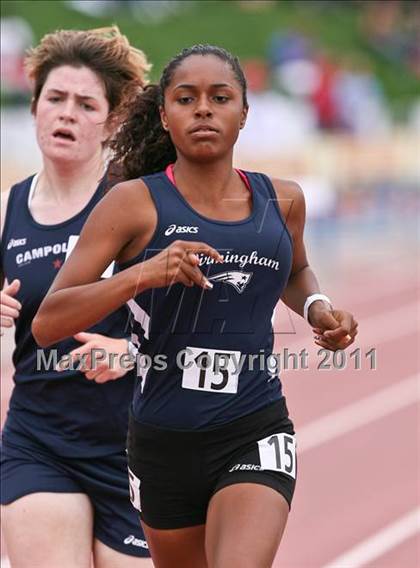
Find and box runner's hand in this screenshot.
[138,240,223,291]
[1,279,21,334]
[310,308,358,351]
[57,332,133,383]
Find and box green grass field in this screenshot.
[2,0,419,115]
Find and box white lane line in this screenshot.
[298,373,419,452]
[321,507,420,568]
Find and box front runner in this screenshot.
[33,44,358,568]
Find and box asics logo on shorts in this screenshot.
[229,463,261,472]
[123,535,149,549]
[164,224,199,236]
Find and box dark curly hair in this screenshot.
[109,44,248,181]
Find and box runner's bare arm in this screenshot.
[32,179,156,346]
[32,180,222,347]
[272,178,357,348]
[271,179,325,317]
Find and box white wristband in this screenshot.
[303,294,332,323]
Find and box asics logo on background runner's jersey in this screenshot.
[7,238,27,250]
[164,224,199,236]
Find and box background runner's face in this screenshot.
[160,54,247,163]
[34,65,110,166]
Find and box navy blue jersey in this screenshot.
[119,170,293,429]
[1,175,135,457]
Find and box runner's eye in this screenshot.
[80,102,95,111]
[178,97,194,105]
[213,96,229,103]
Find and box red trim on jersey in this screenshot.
[165,164,251,192]
[236,168,251,191]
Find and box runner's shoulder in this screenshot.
[106,178,154,207]
[269,178,305,204]
[269,178,305,228]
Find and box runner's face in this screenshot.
[160,55,247,162]
[34,65,110,165]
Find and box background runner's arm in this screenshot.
[1,188,11,288]
[1,188,22,331]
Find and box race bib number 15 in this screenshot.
[181,346,241,394]
[258,433,297,479]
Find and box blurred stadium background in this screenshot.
[1,1,419,567]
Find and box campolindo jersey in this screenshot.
[1,175,135,457]
[120,169,293,430]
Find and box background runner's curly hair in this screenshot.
[110,44,248,181]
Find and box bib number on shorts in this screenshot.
[258,433,296,479]
[181,346,241,394]
[128,467,142,511]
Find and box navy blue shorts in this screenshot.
[1,436,150,558]
[128,397,297,529]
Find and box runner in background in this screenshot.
[0,27,154,567]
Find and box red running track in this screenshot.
[1,245,419,567]
[272,247,419,568]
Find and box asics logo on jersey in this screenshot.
[164,224,199,236]
[7,238,27,250]
[208,271,252,293]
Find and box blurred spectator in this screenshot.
[361,0,403,60]
[275,58,322,99]
[236,58,317,155]
[1,17,33,95]
[128,1,183,23]
[268,31,341,130]
[360,0,420,77]
[66,1,120,17]
[266,27,393,135]
[332,57,392,136]
[408,99,420,134]
[67,0,186,22]
[268,30,312,67]
[309,55,340,130]
[243,58,270,93]
[297,174,337,221]
[236,1,277,12]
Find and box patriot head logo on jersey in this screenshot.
[208,271,252,294]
